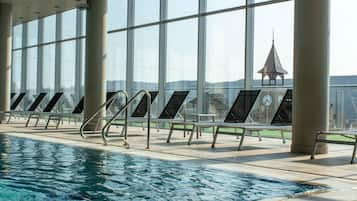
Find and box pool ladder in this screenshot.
[102,90,152,149]
[80,90,128,139]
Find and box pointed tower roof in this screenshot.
[258,41,288,75]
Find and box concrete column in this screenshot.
[0,3,12,121]
[291,0,330,154]
[83,0,107,130]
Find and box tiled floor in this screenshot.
[1,119,357,200]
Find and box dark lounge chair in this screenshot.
[6,93,47,123]
[120,91,189,132]
[311,130,357,164]
[228,89,292,150]
[9,92,26,111]
[45,92,120,129]
[0,93,26,123]
[131,91,159,118]
[11,92,16,99]
[44,96,84,129]
[157,91,189,120]
[166,90,261,146]
[109,91,159,130]
[25,92,64,127]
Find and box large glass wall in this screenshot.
[12,0,356,130]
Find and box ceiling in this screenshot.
[0,0,88,25]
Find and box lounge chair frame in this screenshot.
[311,130,357,164]
[25,92,64,127]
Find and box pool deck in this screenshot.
[0,119,356,200]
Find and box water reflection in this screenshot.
[0,136,320,200]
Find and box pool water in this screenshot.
[0,135,321,201]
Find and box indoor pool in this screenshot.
[0,135,322,201]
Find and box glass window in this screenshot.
[253,1,294,83]
[11,50,22,92]
[107,32,127,91]
[251,0,276,4]
[43,15,56,43]
[330,0,357,76]
[206,0,245,12]
[42,44,56,92]
[204,10,246,118]
[134,0,160,25]
[60,41,76,111]
[13,24,23,49]
[329,0,357,129]
[25,47,38,107]
[166,19,198,88]
[81,39,85,93]
[133,26,159,91]
[61,9,77,39]
[167,0,198,19]
[166,19,198,114]
[27,20,38,46]
[81,9,87,36]
[108,0,127,30]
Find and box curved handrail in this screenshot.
[80,90,128,138]
[102,89,151,149]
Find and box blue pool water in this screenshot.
[0,135,321,201]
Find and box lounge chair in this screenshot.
[11,92,16,99]
[240,89,293,144]
[44,96,84,129]
[25,92,64,127]
[153,91,189,126]
[0,93,26,123]
[217,89,292,151]
[6,93,47,123]
[118,91,189,132]
[107,91,159,131]
[9,92,26,111]
[131,91,159,118]
[109,90,186,128]
[311,130,357,164]
[166,90,261,147]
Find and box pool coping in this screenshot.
[2,132,349,200]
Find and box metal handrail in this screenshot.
[80,90,128,138]
[102,90,151,149]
